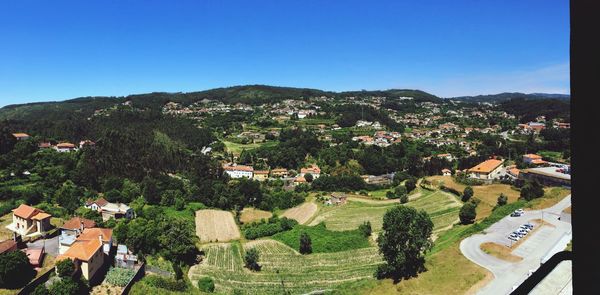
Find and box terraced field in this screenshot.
[189,240,383,294]
[309,190,461,232]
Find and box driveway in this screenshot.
[27,235,59,256]
[460,195,571,295]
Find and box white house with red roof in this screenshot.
[300,164,321,179]
[222,163,254,179]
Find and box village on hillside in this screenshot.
[0,92,571,295]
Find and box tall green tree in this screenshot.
[299,232,312,254]
[462,186,474,202]
[376,206,433,280]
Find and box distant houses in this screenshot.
[54,142,78,152]
[12,133,30,141]
[85,197,134,221]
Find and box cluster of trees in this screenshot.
[0,251,36,289]
[329,104,405,132]
[242,216,298,240]
[520,180,545,201]
[113,207,198,266]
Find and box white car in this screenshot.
[519,225,531,232]
[508,234,520,241]
[515,209,525,214]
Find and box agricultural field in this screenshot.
[281,202,317,224]
[427,175,522,220]
[222,140,278,156]
[308,190,461,233]
[240,207,273,224]
[195,209,241,243]
[272,223,371,253]
[189,239,383,294]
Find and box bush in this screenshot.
[358,221,372,237]
[56,258,75,278]
[459,202,477,224]
[48,277,81,295]
[144,275,187,291]
[405,178,417,193]
[105,267,136,287]
[400,194,409,204]
[497,193,508,206]
[462,186,474,202]
[244,248,261,271]
[242,216,298,239]
[197,277,215,293]
[386,191,398,199]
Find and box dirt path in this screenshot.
[345,196,400,205]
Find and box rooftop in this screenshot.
[522,167,571,180]
[468,159,504,174]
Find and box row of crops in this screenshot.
[190,240,384,294]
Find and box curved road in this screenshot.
[460,195,571,295]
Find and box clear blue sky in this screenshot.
[0,0,569,107]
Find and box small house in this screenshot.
[253,170,269,181]
[441,168,452,176]
[330,193,347,206]
[7,204,52,238]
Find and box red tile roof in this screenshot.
[468,159,503,174]
[61,217,96,231]
[77,228,112,243]
[13,204,45,219]
[57,239,102,262]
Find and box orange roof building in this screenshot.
[56,227,113,281]
[9,205,52,237]
[523,154,548,165]
[300,164,321,177]
[12,133,30,140]
[468,159,504,180]
[61,217,96,231]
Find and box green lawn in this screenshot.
[223,140,278,155]
[308,190,461,233]
[272,223,371,253]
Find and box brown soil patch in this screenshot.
[281,202,317,224]
[563,206,571,214]
[480,242,523,262]
[195,209,241,243]
[239,207,272,224]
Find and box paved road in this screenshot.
[460,195,571,295]
[27,235,59,256]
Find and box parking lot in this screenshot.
[460,195,571,295]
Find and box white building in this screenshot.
[223,163,254,179]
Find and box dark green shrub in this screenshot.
[197,277,215,293]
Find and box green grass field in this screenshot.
[223,140,278,155]
[189,239,383,294]
[272,222,371,253]
[308,190,461,233]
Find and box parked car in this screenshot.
[524,223,534,229]
[519,225,531,232]
[508,235,519,241]
[511,212,522,217]
[515,209,524,214]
